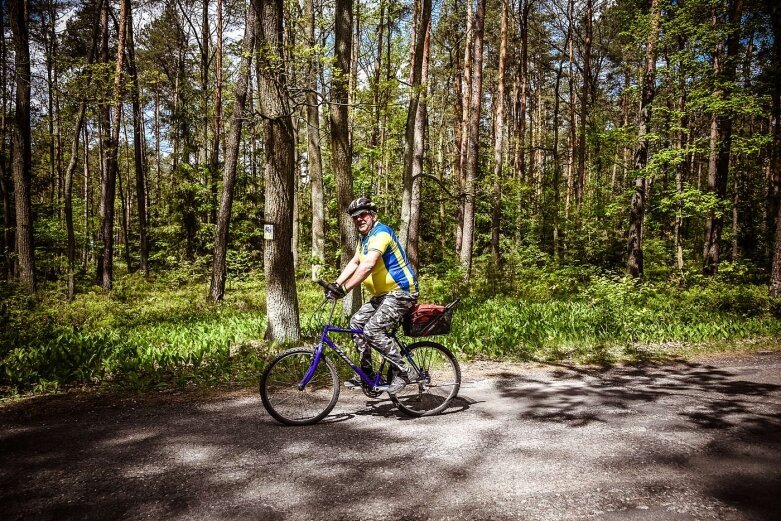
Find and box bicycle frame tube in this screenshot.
[298,298,406,390]
[298,324,380,389]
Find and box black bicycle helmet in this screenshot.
[347,196,378,217]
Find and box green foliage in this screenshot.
[1,265,779,398]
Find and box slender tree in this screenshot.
[575,0,592,207]
[459,0,485,280]
[626,0,661,278]
[769,1,781,296]
[305,0,325,281]
[0,1,13,279]
[63,0,103,299]
[126,0,148,275]
[330,0,360,314]
[703,0,744,275]
[10,0,35,293]
[490,0,509,271]
[399,0,432,260]
[208,0,256,301]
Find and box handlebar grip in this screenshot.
[316,279,330,289]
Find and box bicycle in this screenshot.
[259,281,461,426]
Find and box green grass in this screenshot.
[1,269,780,398]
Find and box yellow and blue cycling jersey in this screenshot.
[358,222,419,296]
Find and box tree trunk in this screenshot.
[626,0,660,278]
[402,0,431,267]
[406,20,430,269]
[99,0,130,290]
[211,0,223,228]
[330,0,360,315]
[368,1,384,176]
[575,0,592,208]
[564,0,576,239]
[490,0,508,271]
[257,0,300,340]
[400,0,432,255]
[703,0,744,275]
[456,0,474,255]
[459,0,485,281]
[96,0,111,285]
[552,58,564,264]
[769,2,781,297]
[82,124,91,269]
[305,0,325,281]
[63,0,102,299]
[208,0,256,302]
[126,0,148,275]
[10,0,35,293]
[0,3,12,279]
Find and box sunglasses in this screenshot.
[351,211,371,220]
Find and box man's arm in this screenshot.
[338,250,380,292]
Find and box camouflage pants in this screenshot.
[349,291,418,374]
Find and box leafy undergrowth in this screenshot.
[2,268,780,399]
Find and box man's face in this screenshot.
[352,211,375,235]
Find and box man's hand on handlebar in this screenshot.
[324,282,347,300]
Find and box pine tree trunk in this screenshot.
[703,0,744,275]
[407,20,430,269]
[258,0,300,340]
[211,0,223,228]
[459,0,485,281]
[564,0,576,238]
[99,0,129,290]
[0,5,12,279]
[96,0,112,285]
[626,0,660,278]
[769,2,781,297]
[305,0,325,282]
[82,124,90,269]
[330,0,360,315]
[208,0,256,302]
[10,0,35,293]
[456,0,473,255]
[575,0,592,208]
[126,0,148,275]
[552,58,564,264]
[400,0,432,255]
[490,0,508,271]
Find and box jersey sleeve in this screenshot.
[365,231,392,254]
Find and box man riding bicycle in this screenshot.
[323,196,419,395]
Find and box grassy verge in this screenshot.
[1,270,780,399]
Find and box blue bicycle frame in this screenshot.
[298,299,411,392]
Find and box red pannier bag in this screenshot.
[403,303,453,337]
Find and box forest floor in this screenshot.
[1,349,780,520]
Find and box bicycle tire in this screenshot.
[259,347,340,426]
[389,341,461,417]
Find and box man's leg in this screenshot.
[362,292,417,372]
[349,299,379,375]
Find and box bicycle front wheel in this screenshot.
[259,347,340,426]
[390,341,461,417]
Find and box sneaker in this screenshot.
[386,374,407,395]
[386,367,419,395]
[344,375,364,389]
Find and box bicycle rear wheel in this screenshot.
[390,341,461,417]
[259,347,340,426]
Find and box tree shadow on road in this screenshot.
[0,386,480,521]
[494,357,781,520]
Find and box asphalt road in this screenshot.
[1,351,780,521]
